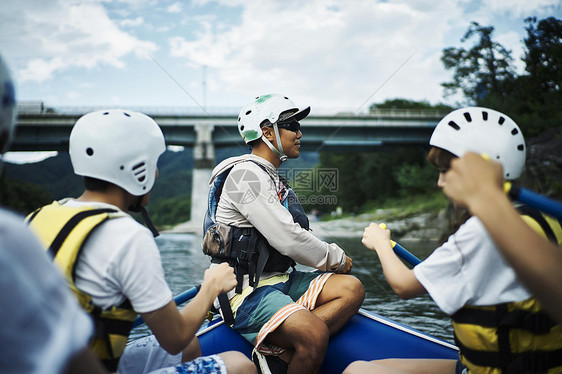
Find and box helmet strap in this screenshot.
[129,197,160,237]
[262,123,288,162]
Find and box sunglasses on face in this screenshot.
[276,120,301,133]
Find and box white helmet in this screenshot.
[0,53,16,155]
[430,107,526,180]
[238,94,310,162]
[70,109,166,196]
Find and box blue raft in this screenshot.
[196,308,458,374]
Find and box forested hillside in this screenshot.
[0,146,320,227]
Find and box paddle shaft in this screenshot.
[379,223,422,266]
[508,184,562,221]
[391,241,422,266]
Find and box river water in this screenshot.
[130,233,454,345]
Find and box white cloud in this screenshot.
[2,0,157,83]
[66,91,82,100]
[169,0,465,107]
[2,0,558,110]
[121,16,144,27]
[481,0,561,18]
[167,2,183,13]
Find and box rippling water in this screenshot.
[130,233,454,344]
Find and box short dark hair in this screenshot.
[83,176,110,192]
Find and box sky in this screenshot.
[1,0,561,162]
[2,0,561,112]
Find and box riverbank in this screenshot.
[309,209,449,243]
[164,202,450,247]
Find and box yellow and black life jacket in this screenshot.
[452,205,562,374]
[26,201,137,372]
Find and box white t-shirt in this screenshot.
[0,208,93,374]
[413,216,532,316]
[63,199,172,313]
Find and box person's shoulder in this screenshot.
[453,216,493,247]
[0,207,25,229]
[460,216,486,232]
[64,201,153,241]
[231,155,276,177]
[0,208,38,247]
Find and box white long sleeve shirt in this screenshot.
[212,154,346,289]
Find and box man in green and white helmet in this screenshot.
[203,94,365,373]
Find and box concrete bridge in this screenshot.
[12,108,446,229]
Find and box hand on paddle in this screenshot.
[442,152,504,211]
[203,262,237,295]
[335,255,353,273]
[362,223,392,254]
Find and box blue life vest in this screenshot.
[203,160,309,293]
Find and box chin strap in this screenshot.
[129,198,160,238]
[262,123,288,162]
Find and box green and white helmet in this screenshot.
[430,107,526,180]
[70,109,166,196]
[238,94,310,161]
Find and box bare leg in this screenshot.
[63,347,107,374]
[343,358,457,374]
[182,337,255,374]
[376,359,457,374]
[313,274,365,334]
[217,351,257,374]
[266,309,329,374]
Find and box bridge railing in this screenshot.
[16,102,450,119]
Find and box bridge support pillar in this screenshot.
[189,124,215,232]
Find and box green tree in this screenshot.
[147,193,191,227]
[441,17,562,138]
[524,17,562,95]
[370,98,452,111]
[515,16,562,137]
[0,176,52,215]
[441,22,515,104]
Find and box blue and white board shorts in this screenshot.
[147,355,226,374]
[118,335,226,374]
[230,270,332,356]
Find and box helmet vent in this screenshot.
[103,112,109,115]
[132,162,147,183]
[463,112,472,122]
[482,111,488,120]
[511,128,519,135]
[240,125,244,131]
[498,116,505,125]
[246,110,252,115]
[123,112,131,117]
[86,147,94,156]
[517,144,524,151]
[447,121,460,131]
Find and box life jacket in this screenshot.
[451,205,562,374]
[202,160,309,294]
[26,201,137,372]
